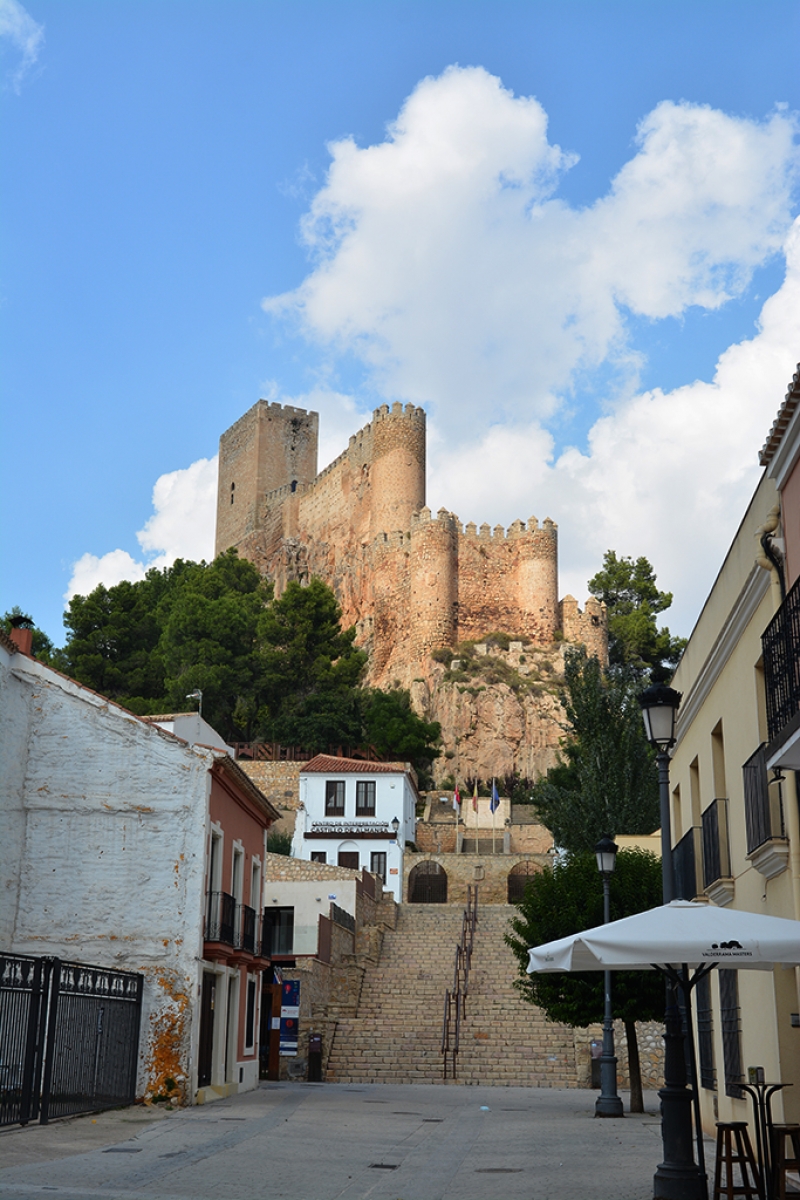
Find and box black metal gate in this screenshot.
[408,861,448,903]
[0,953,143,1127]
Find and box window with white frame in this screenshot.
[356,780,376,816]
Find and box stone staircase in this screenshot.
[325,902,579,1086]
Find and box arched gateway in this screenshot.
[507,861,539,903]
[408,861,448,903]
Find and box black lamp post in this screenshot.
[594,836,623,1118]
[638,683,705,1200]
[391,816,400,837]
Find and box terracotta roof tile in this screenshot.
[302,753,412,775]
[759,363,800,466]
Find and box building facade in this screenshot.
[668,364,800,1133]
[290,755,418,901]
[0,636,278,1107]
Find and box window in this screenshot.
[325,780,345,816]
[310,852,327,864]
[356,780,376,816]
[370,852,387,882]
[696,972,716,1091]
[265,907,294,955]
[338,851,359,869]
[719,969,744,1098]
[245,978,257,1051]
[232,846,244,903]
[743,744,785,852]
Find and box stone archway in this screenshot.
[408,861,448,903]
[507,860,539,903]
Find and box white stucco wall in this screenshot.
[0,646,213,1102]
[292,769,416,900]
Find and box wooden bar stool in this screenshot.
[713,1122,763,1200]
[770,1124,800,1200]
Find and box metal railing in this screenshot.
[762,573,800,743]
[205,894,270,956]
[232,742,387,762]
[672,826,702,900]
[701,799,731,887]
[0,953,142,1127]
[442,885,478,1080]
[742,744,785,853]
[205,891,237,946]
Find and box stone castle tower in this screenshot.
[215,399,606,685]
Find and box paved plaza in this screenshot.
[0,1083,671,1200]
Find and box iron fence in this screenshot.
[672,826,701,900]
[701,799,731,888]
[0,953,142,1128]
[442,885,478,1080]
[742,744,785,853]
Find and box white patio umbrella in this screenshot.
[526,900,800,1195]
[526,899,800,975]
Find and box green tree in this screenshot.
[506,849,664,1111]
[588,550,686,681]
[159,550,272,738]
[530,648,659,853]
[360,687,441,774]
[256,578,367,750]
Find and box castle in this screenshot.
[215,399,606,685]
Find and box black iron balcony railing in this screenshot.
[206,891,236,946]
[742,744,785,853]
[701,799,732,887]
[241,904,257,954]
[672,826,702,900]
[762,573,800,743]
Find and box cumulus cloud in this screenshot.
[431,219,800,633]
[65,457,218,600]
[0,0,44,92]
[264,67,798,440]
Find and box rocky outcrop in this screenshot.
[399,639,569,787]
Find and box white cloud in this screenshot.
[0,0,43,92]
[264,67,798,441]
[429,218,800,634]
[65,457,218,601]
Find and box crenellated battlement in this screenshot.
[215,399,605,684]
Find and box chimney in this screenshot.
[9,627,33,656]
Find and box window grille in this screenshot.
[719,969,743,1098]
[743,745,784,853]
[701,799,731,887]
[696,971,716,1091]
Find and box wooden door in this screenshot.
[198,973,215,1087]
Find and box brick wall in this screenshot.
[237,761,305,811]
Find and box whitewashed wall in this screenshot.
[0,644,213,1102]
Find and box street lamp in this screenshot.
[638,683,704,1200]
[391,816,400,837]
[594,836,623,1118]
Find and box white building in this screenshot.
[291,755,418,901]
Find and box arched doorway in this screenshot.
[507,861,539,903]
[408,861,448,903]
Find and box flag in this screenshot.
[472,781,479,812]
[452,784,461,812]
[490,779,500,814]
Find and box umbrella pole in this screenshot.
[680,966,708,1200]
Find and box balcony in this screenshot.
[672,826,702,900]
[742,745,789,880]
[762,574,800,766]
[701,799,734,906]
[204,893,270,959]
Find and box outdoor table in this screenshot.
[739,1080,791,1200]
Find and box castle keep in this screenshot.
[215,399,605,684]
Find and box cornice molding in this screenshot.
[675,566,771,744]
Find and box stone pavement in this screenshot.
[0,1083,671,1200]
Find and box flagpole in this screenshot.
[491,777,496,856]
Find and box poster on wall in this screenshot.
[280,980,300,1056]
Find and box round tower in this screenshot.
[514,517,559,642]
[409,508,458,658]
[369,402,426,537]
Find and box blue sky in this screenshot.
[2,0,799,646]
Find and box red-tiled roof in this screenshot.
[759,363,800,467]
[302,754,412,775]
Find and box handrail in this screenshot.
[442,885,478,1079]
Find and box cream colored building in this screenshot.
[669,364,800,1133]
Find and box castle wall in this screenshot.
[215,399,606,688]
